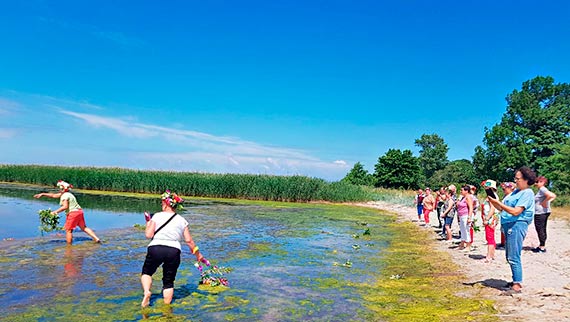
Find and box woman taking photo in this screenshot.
[488,166,536,294]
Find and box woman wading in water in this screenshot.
[140,190,210,307]
[34,180,101,244]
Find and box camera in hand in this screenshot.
[485,188,498,199]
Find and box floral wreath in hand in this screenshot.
[161,190,184,210]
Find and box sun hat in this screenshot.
[481,179,497,190]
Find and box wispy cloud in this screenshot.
[59,109,318,160]
[57,109,350,178]
[0,97,21,115]
[0,128,18,139]
[0,91,350,180]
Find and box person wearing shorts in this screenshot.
[422,188,436,225]
[141,190,210,308]
[481,180,499,262]
[415,189,424,221]
[34,180,100,244]
[441,189,456,241]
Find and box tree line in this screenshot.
[342,76,570,200]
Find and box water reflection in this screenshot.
[63,245,84,278]
[0,183,392,321]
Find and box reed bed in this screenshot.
[0,164,372,202]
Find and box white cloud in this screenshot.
[0,128,17,139]
[0,91,350,180]
[0,97,21,115]
[59,110,157,139]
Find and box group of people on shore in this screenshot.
[414,166,557,294]
[34,182,208,308]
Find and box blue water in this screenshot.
[0,195,141,240]
[0,184,391,321]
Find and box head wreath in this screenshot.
[161,190,184,210]
[56,180,73,191]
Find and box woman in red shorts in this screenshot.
[34,180,101,244]
[480,180,499,262]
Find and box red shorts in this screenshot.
[485,225,496,246]
[64,210,86,230]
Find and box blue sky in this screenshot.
[1,1,569,181]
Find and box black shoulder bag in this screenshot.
[151,213,177,240]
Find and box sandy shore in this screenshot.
[356,201,570,322]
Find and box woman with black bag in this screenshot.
[140,190,210,307]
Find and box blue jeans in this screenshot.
[502,221,528,283]
[417,205,423,217]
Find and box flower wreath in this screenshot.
[161,190,184,210]
[56,180,73,192]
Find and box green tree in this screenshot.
[373,149,424,189]
[539,138,570,193]
[474,76,570,183]
[341,162,373,186]
[415,134,449,180]
[429,159,478,189]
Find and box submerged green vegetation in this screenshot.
[0,164,372,202]
[0,188,499,321]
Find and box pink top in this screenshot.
[457,197,469,217]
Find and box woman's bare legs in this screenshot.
[487,244,495,261]
[66,229,73,244]
[141,274,153,307]
[163,288,174,304]
[445,225,453,241]
[78,223,101,243]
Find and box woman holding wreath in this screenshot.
[141,190,210,307]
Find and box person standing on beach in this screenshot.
[414,189,425,222]
[496,182,516,248]
[441,188,456,241]
[488,166,536,294]
[533,176,557,253]
[468,185,480,250]
[456,185,474,250]
[435,187,446,229]
[141,190,210,308]
[34,180,101,244]
[481,180,499,262]
[422,188,436,225]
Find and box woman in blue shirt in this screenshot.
[488,166,536,294]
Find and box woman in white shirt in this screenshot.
[141,190,209,308]
[533,176,557,253]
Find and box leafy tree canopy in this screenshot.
[415,133,449,180]
[474,76,570,184]
[373,149,424,189]
[341,162,373,186]
[539,138,570,193]
[429,159,478,190]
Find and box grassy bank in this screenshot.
[0,164,372,203]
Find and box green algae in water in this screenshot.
[0,197,499,321]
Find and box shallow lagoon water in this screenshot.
[0,184,393,321]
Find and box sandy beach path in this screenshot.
[356,201,570,322]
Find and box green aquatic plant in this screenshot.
[38,209,61,233]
